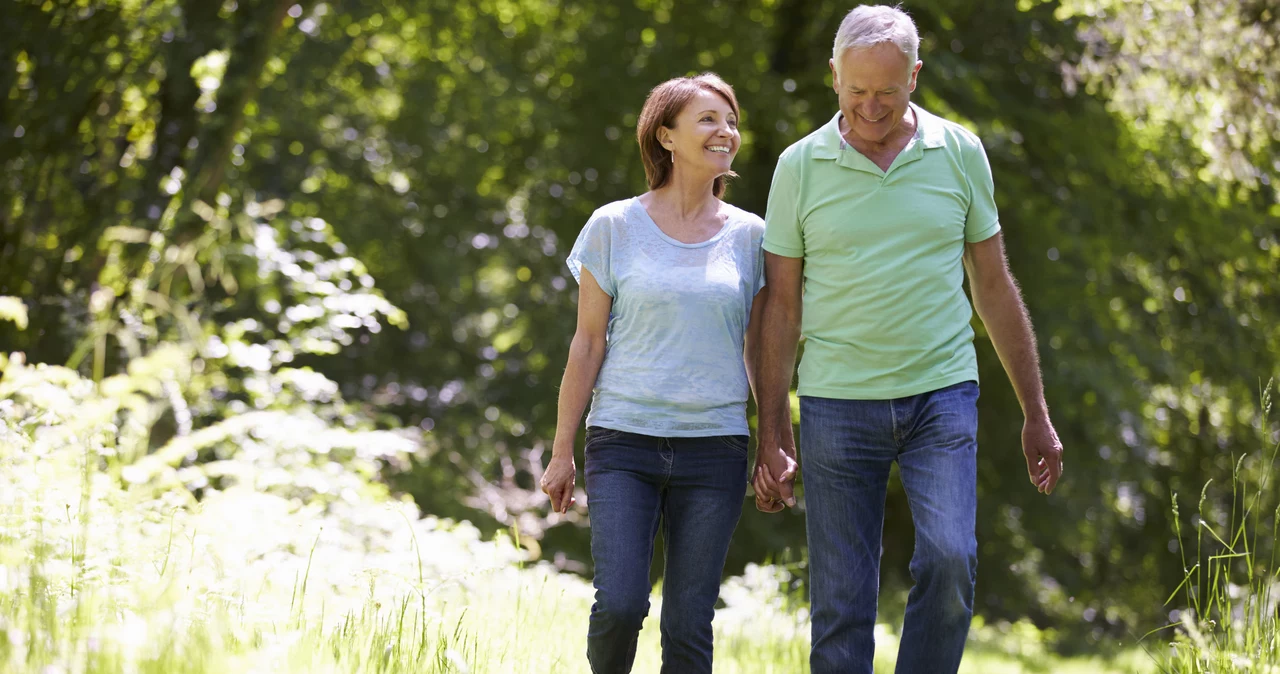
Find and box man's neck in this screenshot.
[841,105,917,157]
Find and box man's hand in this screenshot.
[1023,417,1063,494]
[752,424,798,511]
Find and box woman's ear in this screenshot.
[657,126,672,149]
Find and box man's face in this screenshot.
[829,42,921,145]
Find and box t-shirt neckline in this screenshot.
[630,197,731,249]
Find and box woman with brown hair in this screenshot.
[539,72,767,673]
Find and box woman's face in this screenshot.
[659,90,740,177]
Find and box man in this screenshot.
[752,5,1064,673]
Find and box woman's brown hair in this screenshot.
[636,72,741,199]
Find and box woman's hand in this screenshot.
[540,453,578,514]
[752,444,798,512]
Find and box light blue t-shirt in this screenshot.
[566,197,766,437]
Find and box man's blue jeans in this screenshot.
[801,381,980,674]
[583,427,748,674]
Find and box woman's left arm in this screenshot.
[744,284,769,404]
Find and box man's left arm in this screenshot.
[964,234,1063,494]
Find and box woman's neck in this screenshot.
[649,171,720,221]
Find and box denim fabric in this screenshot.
[583,426,749,674]
[800,381,980,674]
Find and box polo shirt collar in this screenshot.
[812,102,946,161]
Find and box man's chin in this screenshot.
[851,127,891,144]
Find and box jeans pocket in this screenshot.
[586,426,625,448]
[715,434,750,454]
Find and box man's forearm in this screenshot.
[973,275,1048,422]
[759,299,802,433]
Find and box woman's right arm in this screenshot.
[541,267,612,513]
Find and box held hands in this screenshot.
[752,423,798,513]
[1023,416,1064,495]
[540,451,577,514]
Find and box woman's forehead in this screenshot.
[682,90,736,115]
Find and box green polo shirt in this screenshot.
[763,103,1001,400]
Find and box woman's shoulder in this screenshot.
[720,201,765,237]
[586,197,640,228]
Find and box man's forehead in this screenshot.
[836,49,914,85]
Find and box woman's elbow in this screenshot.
[570,330,607,362]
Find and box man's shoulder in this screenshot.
[777,122,837,168]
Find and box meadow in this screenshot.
[5,353,1246,674]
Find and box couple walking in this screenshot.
[539,6,1065,673]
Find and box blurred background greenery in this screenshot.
[1,0,1278,654]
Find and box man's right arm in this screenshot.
[754,251,803,508]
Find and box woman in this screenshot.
[539,73,768,673]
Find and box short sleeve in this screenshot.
[762,157,805,258]
[962,139,1002,243]
[566,212,616,296]
[751,222,767,296]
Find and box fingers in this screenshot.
[750,463,786,513]
[545,478,576,514]
[555,489,577,514]
[1043,446,1063,494]
[751,462,799,512]
[763,452,797,507]
[777,476,796,507]
[1029,447,1064,495]
[549,483,564,512]
[1024,449,1040,490]
[755,462,782,498]
[754,492,784,513]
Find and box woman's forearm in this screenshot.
[552,333,607,457]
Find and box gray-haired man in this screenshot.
[753,5,1064,673]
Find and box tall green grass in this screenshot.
[1146,380,1280,672]
[1,356,1156,673]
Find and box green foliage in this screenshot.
[0,297,26,330]
[0,356,1153,671]
[0,351,518,671]
[1146,381,1280,672]
[0,355,1157,670]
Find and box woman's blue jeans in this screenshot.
[583,427,748,674]
[801,381,980,674]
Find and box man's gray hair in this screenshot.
[832,5,920,74]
